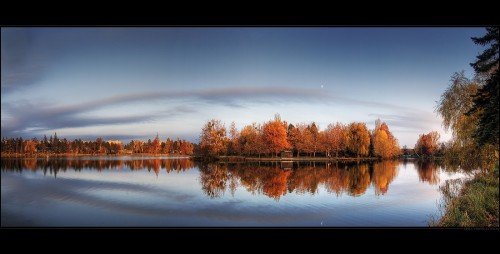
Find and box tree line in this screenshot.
[0,133,195,156]
[198,115,401,159]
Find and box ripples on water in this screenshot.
[1,157,471,227]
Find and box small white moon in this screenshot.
[321,85,324,88]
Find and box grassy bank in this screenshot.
[434,165,499,227]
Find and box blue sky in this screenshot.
[1,27,485,147]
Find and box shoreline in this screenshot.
[1,154,433,162]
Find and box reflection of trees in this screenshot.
[198,161,403,199]
[0,158,195,177]
[415,160,440,185]
[288,165,323,194]
[262,168,291,200]
[372,160,399,195]
[2,158,421,199]
[323,164,350,196]
[348,163,371,196]
[199,164,229,198]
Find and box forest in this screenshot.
[199,117,420,159]
[0,134,195,156]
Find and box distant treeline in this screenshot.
[0,133,195,156]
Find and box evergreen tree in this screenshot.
[468,27,499,147]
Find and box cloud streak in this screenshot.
[1,86,328,137]
[1,86,423,139]
[368,111,442,131]
[1,29,50,94]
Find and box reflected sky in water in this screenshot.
[1,157,470,226]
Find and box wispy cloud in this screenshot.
[369,111,442,131]
[1,101,195,138]
[2,85,424,139]
[1,87,328,137]
[1,29,50,94]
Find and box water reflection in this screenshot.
[414,160,440,185]
[206,161,398,199]
[1,157,194,177]
[372,160,399,195]
[1,158,448,200]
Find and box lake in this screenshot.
[1,156,471,227]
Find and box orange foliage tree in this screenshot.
[227,122,240,155]
[238,123,265,157]
[294,123,313,157]
[309,122,320,157]
[179,140,194,155]
[322,122,348,157]
[286,124,301,157]
[23,140,37,155]
[262,115,290,157]
[347,122,371,157]
[199,119,229,157]
[372,119,400,158]
[151,134,161,154]
[414,131,440,156]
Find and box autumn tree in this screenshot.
[323,122,348,157]
[414,131,440,156]
[128,140,144,153]
[109,142,123,154]
[151,134,161,154]
[294,123,313,157]
[94,137,106,154]
[227,122,240,155]
[347,122,371,157]
[238,123,263,157]
[179,140,194,155]
[287,124,300,157]
[262,115,290,157]
[199,119,229,157]
[164,138,173,154]
[372,119,400,158]
[23,139,37,155]
[309,122,320,157]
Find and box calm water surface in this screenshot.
[1,157,470,226]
